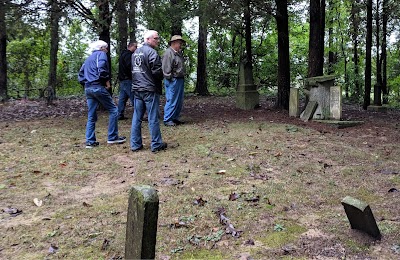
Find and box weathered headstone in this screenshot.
[289,87,300,117]
[304,75,336,119]
[300,101,317,122]
[329,85,342,120]
[125,185,159,260]
[236,61,259,110]
[341,196,381,239]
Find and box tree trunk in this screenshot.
[129,0,137,43]
[319,0,325,73]
[116,0,128,57]
[195,0,209,96]
[47,0,61,104]
[328,0,335,75]
[0,0,7,101]
[351,0,361,100]
[97,0,112,93]
[374,0,382,106]
[275,0,290,110]
[364,0,372,109]
[244,0,252,66]
[382,0,388,104]
[170,0,182,36]
[308,0,324,77]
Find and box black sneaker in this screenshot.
[152,143,167,153]
[107,136,126,144]
[164,121,176,127]
[131,145,144,152]
[118,115,127,120]
[85,142,99,149]
[173,119,185,125]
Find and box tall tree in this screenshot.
[364,0,373,109]
[47,0,62,103]
[351,0,361,100]
[170,0,183,36]
[116,0,128,57]
[275,0,290,109]
[195,0,209,96]
[327,0,335,75]
[308,0,324,77]
[0,0,7,101]
[374,0,382,106]
[382,0,388,104]
[129,0,137,43]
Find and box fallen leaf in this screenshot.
[274,152,282,157]
[229,192,240,201]
[249,152,258,156]
[244,239,255,245]
[216,170,226,175]
[245,196,260,203]
[193,197,207,206]
[388,188,399,193]
[101,239,110,250]
[227,158,235,162]
[2,207,22,217]
[33,198,43,207]
[48,244,58,254]
[83,202,92,207]
[169,221,189,229]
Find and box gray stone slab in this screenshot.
[125,185,159,259]
[289,88,300,117]
[300,101,317,122]
[367,105,388,113]
[236,61,259,110]
[330,85,342,120]
[313,120,364,129]
[341,196,381,239]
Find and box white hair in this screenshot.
[90,40,108,51]
[143,30,158,43]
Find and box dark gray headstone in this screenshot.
[125,185,159,259]
[341,196,381,239]
[289,88,300,117]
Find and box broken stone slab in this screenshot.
[367,105,388,113]
[300,101,317,122]
[313,120,364,129]
[341,196,381,239]
[289,87,300,117]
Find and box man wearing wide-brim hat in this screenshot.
[162,35,186,126]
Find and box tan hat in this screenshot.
[169,35,186,44]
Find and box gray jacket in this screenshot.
[131,43,163,94]
[162,47,185,80]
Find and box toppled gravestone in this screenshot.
[341,196,381,239]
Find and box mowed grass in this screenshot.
[0,110,399,259]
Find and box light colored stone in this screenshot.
[236,61,259,110]
[329,85,342,120]
[289,88,300,117]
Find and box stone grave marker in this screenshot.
[329,85,342,120]
[341,196,381,239]
[300,101,317,122]
[125,185,159,259]
[236,61,259,110]
[289,87,300,117]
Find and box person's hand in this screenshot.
[105,81,111,90]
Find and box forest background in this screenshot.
[1,0,400,110]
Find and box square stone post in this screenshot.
[289,87,300,117]
[329,85,342,120]
[236,61,259,110]
[125,185,159,260]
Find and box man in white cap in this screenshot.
[78,40,126,148]
[162,35,186,126]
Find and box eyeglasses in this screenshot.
[153,37,160,40]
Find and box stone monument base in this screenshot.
[236,90,259,110]
[367,105,388,112]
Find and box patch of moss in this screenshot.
[179,249,224,260]
[345,239,370,253]
[259,224,307,248]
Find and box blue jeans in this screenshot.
[117,80,134,117]
[85,86,119,144]
[163,78,184,122]
[130,91,163,151]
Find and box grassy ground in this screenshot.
[1,97,400,259]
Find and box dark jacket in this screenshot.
[131,43,163,94]
[78,50,110,87]
[118,49,133,81]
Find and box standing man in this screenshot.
[78,40,126,148]
[117,41,137,120]
[130,30,167,152]
[162,35,186,126]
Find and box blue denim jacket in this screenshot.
[78,50,110,87]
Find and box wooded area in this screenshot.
[1,0,400,109]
